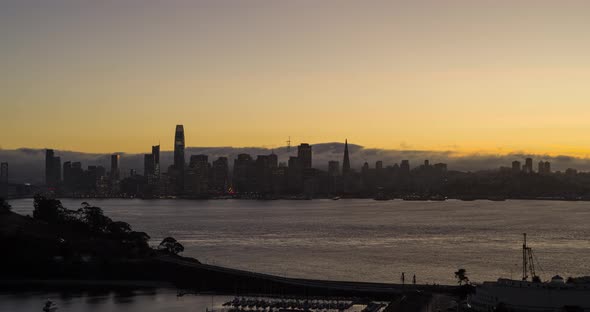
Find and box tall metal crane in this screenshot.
[522,233,538,281]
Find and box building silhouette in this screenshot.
[328,161,340,177]
[211,157,229,193]
[144,154,155,177]
[172,125,186,194]
[524,158,533,174]
[297,143,312,169]
[400,160,410,175]
[152,145,160,178]
[512,160,521,174]
[186,154,209,196]
[233,154,255,193]
[0,162,7,184]
[110,154,120,180]
[45,149,61,187]
[342,139,351,176]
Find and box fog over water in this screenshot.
[9,198,590,286]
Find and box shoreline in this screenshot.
[6,196,590,202]
[0,279,176,290]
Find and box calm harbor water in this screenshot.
[0,290,231,312]
[9,198,590,285]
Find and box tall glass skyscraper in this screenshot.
[173,125,185,193]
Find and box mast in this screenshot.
[522,233,527,280]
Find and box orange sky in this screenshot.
[2,1,590,156]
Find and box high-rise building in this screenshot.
[173,125,185,194]
[400,160,410,175]
[512,161,521,173]
[63,161,72,187]
[211,157,229,193]
[186,155,209,195]
[328,161,340,177]
[53,157,61,182]
[287,156,303,193]
[110,154,120,179]
[45,149,61,187]
[255,155,272,193]
[524,158,533,174]
[297,143,312,169]
[538,161,545,175]
[233,154,254,193]
[361,162,370,174]
[45,149,54,186]
[144,154,155,177]
[342,139,351,175]
[375,161,383,171]
[152,145,160,178]
[268,152,278,168]
[538,161,551,175]
[0,162,7,184]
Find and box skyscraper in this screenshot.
[297,143,312,169]
[173,125,185,193]
[144,154,155,177]
[538,161,545,175]
[45,149,61,187]
[328,161,340,177]
[342,139,351,175]
[53,156,61,182]
[524,158,533,174]
[0,162,7,184]
[45,149,55,186]
[63,161,72,187]
[400,160,410,175]
[211,157,229,193]
[110,154,120,180]
[152,145,160,178]
[512,160,521,173]
[233,153,254,193]
[186,155,209,195]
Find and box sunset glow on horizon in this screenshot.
[3,1,590,156]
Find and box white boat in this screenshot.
[469,234,590,311]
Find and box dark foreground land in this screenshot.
[0,197,469,310]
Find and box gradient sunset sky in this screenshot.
[2,1,590,155]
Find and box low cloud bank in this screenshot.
[1,143,589,183]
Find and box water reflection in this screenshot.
[0,289,232,312]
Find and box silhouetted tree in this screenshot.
[495,302,509,312]
[158,237,184,255]
[455,268,469,285]
[81,205,112,233]
[0,198,11,214]
[33,195,65,223]
[107,221,132,236]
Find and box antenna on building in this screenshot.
[286,136,291,152]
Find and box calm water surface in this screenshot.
[0,290,230,312]
[9,199,590,285]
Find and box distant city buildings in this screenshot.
[35,125,590,200]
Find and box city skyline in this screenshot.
[3,1,590,155]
